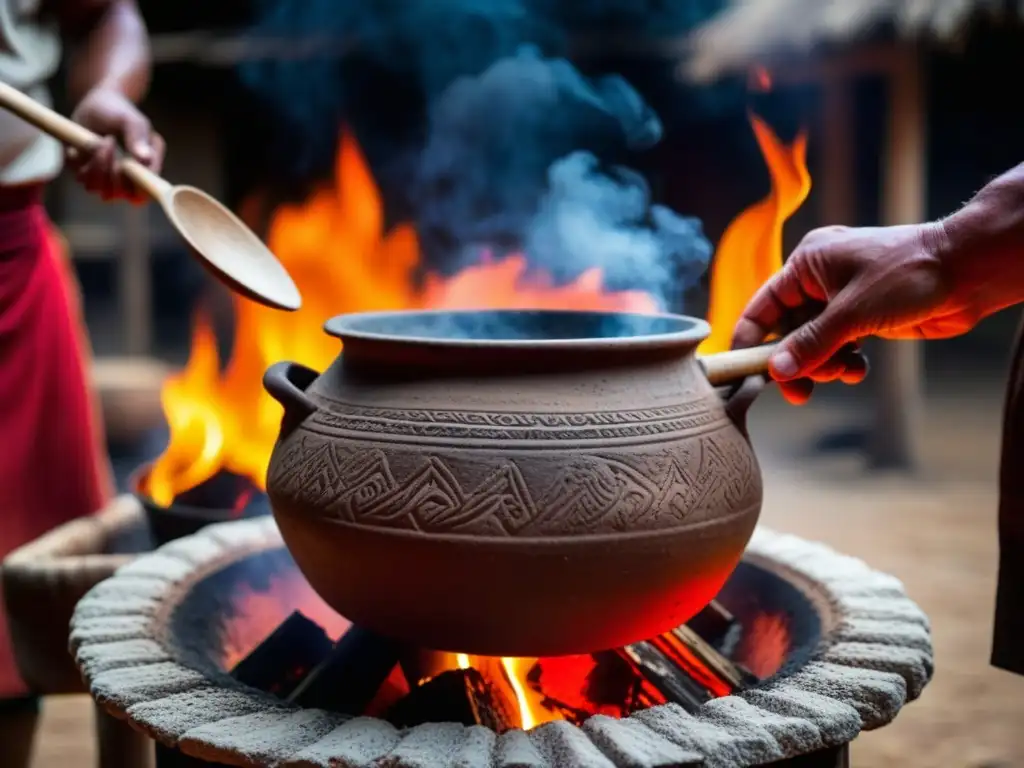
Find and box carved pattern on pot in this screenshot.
[267,429,760,537]
[307,400,728,443]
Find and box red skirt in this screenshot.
[0,186,113,697]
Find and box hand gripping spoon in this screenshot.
[0,80,301,311]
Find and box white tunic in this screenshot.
[0,0,61,186]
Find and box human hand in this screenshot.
[67,88,165,204]
[730,222,974,404]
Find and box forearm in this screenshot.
[939,162,1024,320]
[61,0,150,104]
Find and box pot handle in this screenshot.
[719,375,765,439]
[698,343,776,387]
[263,362,321,434]
[697,345,776,438]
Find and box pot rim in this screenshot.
[324,308,711,350]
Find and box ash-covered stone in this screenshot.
[840,596,931,629]
[633,704,747,768]
[92,661,207,710]
[157,535,228,566]
[833,618,933,651]
[583,714,704,767]
[202,516,279,550]
[86,576,175,602]
[286,717,401,768]
[71,522,935,768]
[70,614,151,651]
[740,688,860,745]
[821,642,933,699]
[129,687,284,744]
[785,663,907,726]
[115,553,199,583]
[494,727,547,768]
[452,726,499,768]
[377,723,470,768]
[691,698,786,766]
[76,639,170,676]
[708,696,823,756]
[71,594,161,620]
[529,720,616,768]
[180,709,343,767]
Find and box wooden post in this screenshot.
[820,73,855,225]
[872,46,927,469]
[95,703,153,768]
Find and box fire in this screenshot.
[145,315,224,506]
[146,112,810,728]
[699,115,811,354]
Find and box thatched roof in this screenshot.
[686,0,1023,81]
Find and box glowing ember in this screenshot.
[149,113,810,728]
[736,613,790,679]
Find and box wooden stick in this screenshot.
[698,343,777,387]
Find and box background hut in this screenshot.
[686,0,1024,471]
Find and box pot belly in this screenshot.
[273,501,759,656]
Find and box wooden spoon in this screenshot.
[0,81,301,312]
[700,343,777,387]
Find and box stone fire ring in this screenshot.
[70,518,933,768]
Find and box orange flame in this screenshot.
[699,116,811,354]
[146,115,810,728]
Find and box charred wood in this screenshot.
[619,641,710,714]
[287,625,402,715]
[688,600,742,654]
[387,666,519,733]
[229,611,333,698]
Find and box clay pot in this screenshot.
[263,309,764,657]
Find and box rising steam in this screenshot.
[416,47,711,308]
[526,152,711,307]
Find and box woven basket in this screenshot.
[2,495,150,694]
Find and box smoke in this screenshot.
[239,0,734,182]
[413,47,660,252]
[526,152,711,306]
[415,47,710,308]
[239,0,563,180]
[545,0,727,35]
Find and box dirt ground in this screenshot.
[25,376,1024,768]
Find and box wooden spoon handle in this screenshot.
[699,343,778,387]
[0,80,98,150]
[0,80,171,200]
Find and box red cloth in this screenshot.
[0,187,113,697]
